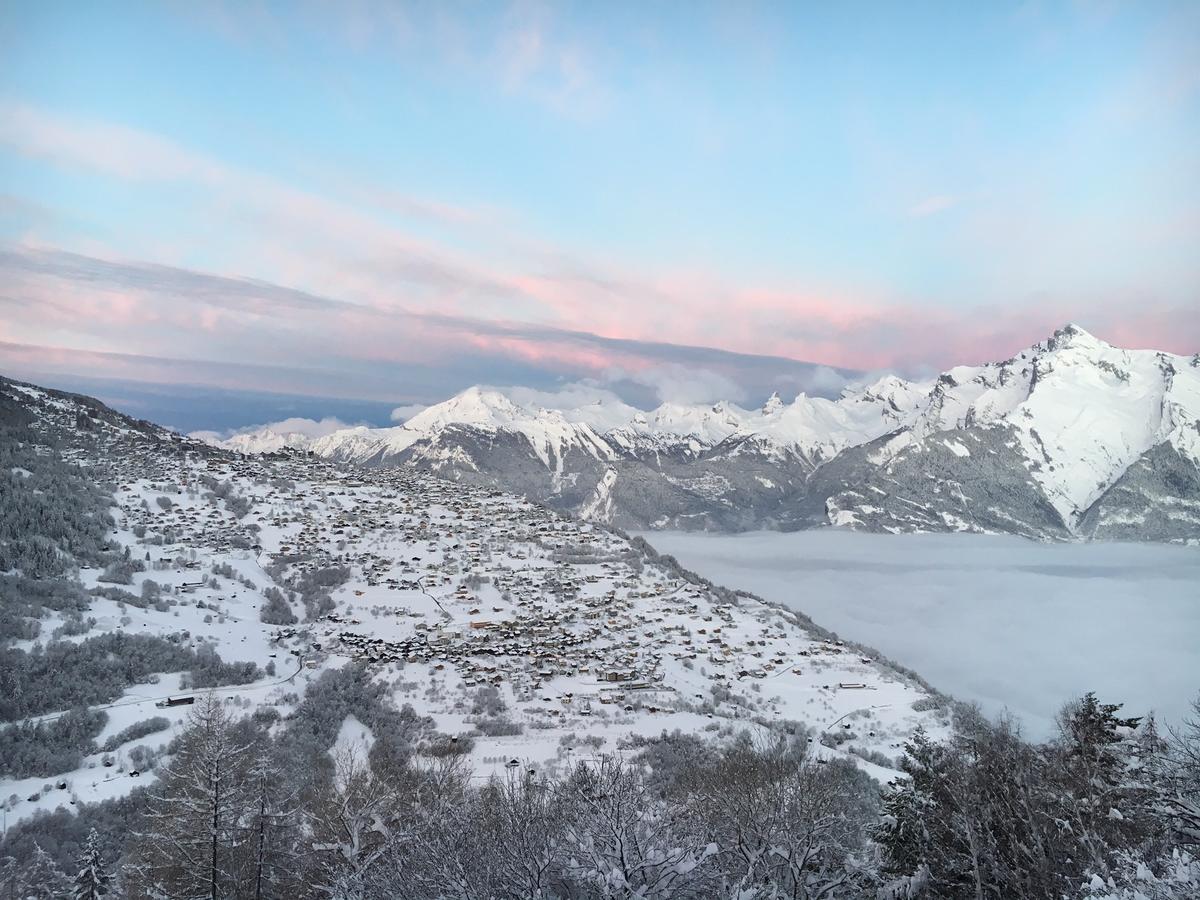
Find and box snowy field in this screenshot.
[638,530,1200,739]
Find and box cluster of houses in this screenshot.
[78,425,914,755]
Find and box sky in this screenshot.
[1,1,1197,429]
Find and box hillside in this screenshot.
[0,374,948,833]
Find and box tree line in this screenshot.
[1,671,1196,899]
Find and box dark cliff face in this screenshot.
[1079,441,1200,543]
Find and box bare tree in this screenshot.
[558,757,715,899]
[307,748,433,898]
[474,770,569,897]
[1157,694,1200,847]
[682,735,875,900]
[244,755,301,900]
[126,694,253,900]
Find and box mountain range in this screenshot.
[202,324,1200,542]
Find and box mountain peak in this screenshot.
[1045,322,1105,352]
[403,385,523,432]
[761,391,785,415]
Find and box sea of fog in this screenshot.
[637,529,1200,739]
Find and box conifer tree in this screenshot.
[72,828,110,900]
[17,844,72,900]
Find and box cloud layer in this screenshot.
[2,240,1196,414]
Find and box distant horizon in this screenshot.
[3,319,1190,435]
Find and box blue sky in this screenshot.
[1,1,1197,426]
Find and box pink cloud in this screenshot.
[7,241,1196,391]
[3,103,1195,391]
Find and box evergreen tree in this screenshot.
[16,844,72,899]
[71,829,110,900]
[873,746,933,886]
[0,857,21,898]
[1054,693,1148,876]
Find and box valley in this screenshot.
[641,529,1200,738]
[6,6,1197,891]
[2,370,1197,897]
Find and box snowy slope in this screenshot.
[0,377,950,828]
[201,380,929,469]
[749,376,931,464]
[864,325,1200,529]
[222,427,321,455]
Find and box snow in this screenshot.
[194,328,1200,531]
[943,439,970,458]
[1,434,950,829]
[579,467,619,522]
[639,529,1200,739]
[1009,330,1173,523]
[761,392,784,416]
[329,715,376,785]
[883,324,1200,530]
[222,428,318,455]
[198,377,929,471]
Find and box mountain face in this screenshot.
[202,325,1200,542]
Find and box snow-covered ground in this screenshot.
[639,529,1200,739]
[1,394,949,828]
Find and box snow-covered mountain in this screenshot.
[0,373,950,834]
[200,325,1200,542]
[211,378,930,471]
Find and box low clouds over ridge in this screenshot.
[0,244,861,411]
[3,242,1196,424]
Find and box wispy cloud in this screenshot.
[909,194,959,218]
[492,2,609,117]
[389,404,428,422]
[211,415,356,440]
[178,0,611,120]
[4,244,1196,415]
[0,101,489,236]
[2,103,901,368]
[0,245,863,405]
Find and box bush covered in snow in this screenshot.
[0,707,108,779]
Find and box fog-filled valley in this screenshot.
[641,530,1200,739]
[2,374,1198,899]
